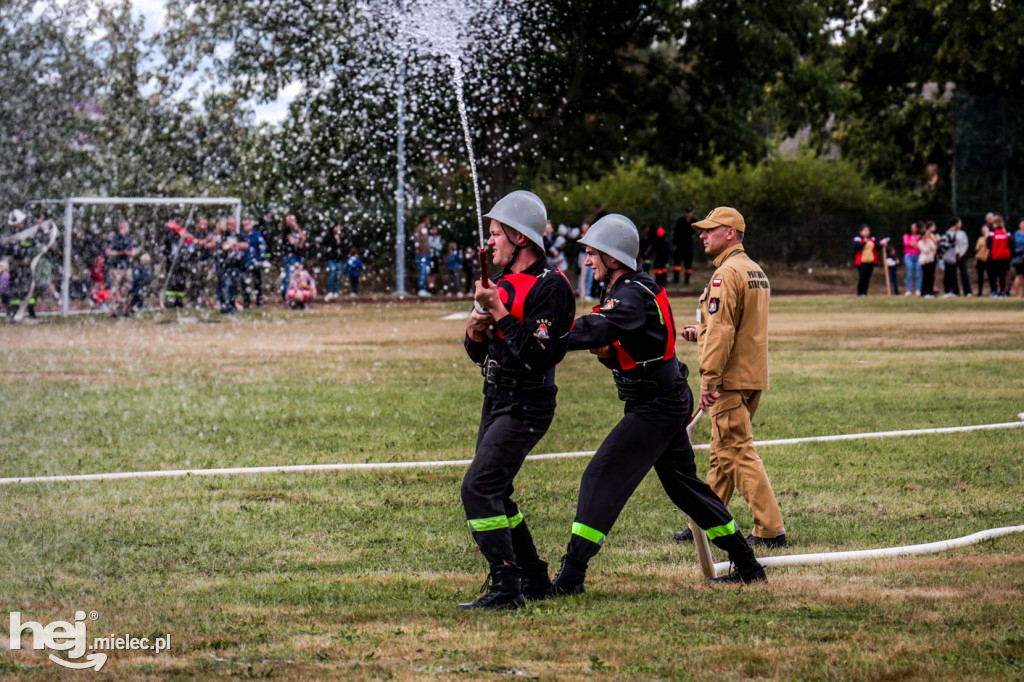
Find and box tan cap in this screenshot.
[692,206,745,232]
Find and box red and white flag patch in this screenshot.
[712,278,722,287]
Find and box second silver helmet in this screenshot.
[578,213,639,270]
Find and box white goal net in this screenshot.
[15,197,242,316]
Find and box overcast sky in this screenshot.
[130,0,293,124]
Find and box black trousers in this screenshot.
[956,258,971,296]
[566,385,736,565]
[976,262,988,296]
[185,262,213,306]
[461,396,554,572]
[856,263,874,295]
[990,260,1009,294]
[217,266,241,312]
[164,266,187,307]
[242,266,263,307]
[942,263,959,295]
[673,246,693,284]
[921,262,937,295]
[9,265,35,317]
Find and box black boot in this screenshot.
[746,533,787,549]
[510,519,548,599]
[457,565,526,611]
[520,561,552,601]
[709,562,767,584]
[673,528,693,544]
[709,531,767,584]
[549,555,587,597]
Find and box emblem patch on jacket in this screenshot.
[712,278,722,287]
[534,322,550,340]
[600,299,618,311]
[708,297,720,314]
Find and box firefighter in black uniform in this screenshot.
[649,225,671,287]
[673,207,695,284]
[5,210,37,320]
[549,214,766,595]
[459,190,577,610]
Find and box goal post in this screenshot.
[42,196,242,316]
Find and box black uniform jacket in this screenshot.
[465,257,576,403]
[568,270,684,385]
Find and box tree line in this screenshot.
[4,0,1023,256]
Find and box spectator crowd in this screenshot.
[853,213,1024,298]
[8,200,1019,322]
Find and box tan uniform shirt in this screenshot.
[696,244,770,392]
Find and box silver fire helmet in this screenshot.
[482,190,547,251]
[577,213,639,270]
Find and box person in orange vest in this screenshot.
[649,225,671,287]
[986,215,1013,297]
[853,225,889,297]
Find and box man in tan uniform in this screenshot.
[675,206,787,548]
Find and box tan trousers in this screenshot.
[108,268,133,312]
[706,389,785,538]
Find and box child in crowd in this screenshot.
[885,244,900,295]
[89,253,110,307]
[130,253,153,312]
[446,242,463,296]
[551,246,569,273]
[286,263,316,309]
[344,249,364,296]
[1,261,11,318]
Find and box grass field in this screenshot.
[1,294,1023,680]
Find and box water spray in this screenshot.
[447,53,489,289]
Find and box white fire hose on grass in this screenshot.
[712,525,1024,577]
[2,411,1020,578]
[683,410,1024,577]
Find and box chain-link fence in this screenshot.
[954,94,1024,218]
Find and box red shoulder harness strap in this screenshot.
[595,281,676,369]
[494,272,540,338]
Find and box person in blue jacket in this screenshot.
[343,249,364,296]
[241,217,267,308]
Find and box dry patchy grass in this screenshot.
[1,295,1023,680]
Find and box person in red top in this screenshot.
[853,225,889,297]
[902,222,922,295]
[986,215,1013,297]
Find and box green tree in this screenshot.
[0,0,103,204]
[159,0,839,209]
[831,0,1024,209]
[0,0,251,209]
